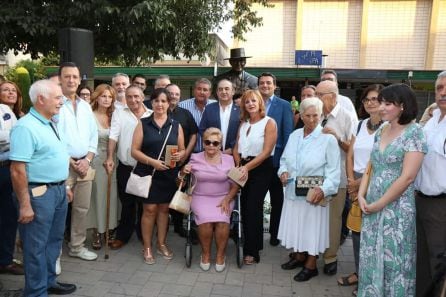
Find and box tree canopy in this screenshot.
[0,0,271,66]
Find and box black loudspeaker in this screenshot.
[58,28,94,80]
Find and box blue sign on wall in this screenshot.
[295,50,323,66]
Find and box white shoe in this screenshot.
[215,258,226,272]
[199,256,210,271]
[55,256,61,275]
[68,247,98,261]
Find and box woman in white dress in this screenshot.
[278,97,341,282]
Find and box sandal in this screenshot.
[337,272,358,286]
[352,286,358,296]
[91,230,102,250]
[157,244,174,260]
[143,247,155,265]
[243,255,258,265]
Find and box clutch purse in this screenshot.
[227,167,247,187]
[295,176,324,196]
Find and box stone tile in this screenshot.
[176,271,199,286]
[272,271,292,286]
[262,284,292,297]
[100,271,132,283]
[160,283,193,296]
[242,282,263,297]
[109,283,144,296]
[212,284,243,297]
[150,272,180,283]
[190,282,214,297]
[244,273,273,285]
[197,272,227,284]
[137,281,164,297]
[224,271,245,286]
[127,271,153,285]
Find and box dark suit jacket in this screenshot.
[199,102,240,150]
[267,95,294,167]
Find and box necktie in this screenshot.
[321,118,328,127]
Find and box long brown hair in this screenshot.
[90,84,116,124]
[0,81,23,117]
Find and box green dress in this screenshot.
[358,123,427,297]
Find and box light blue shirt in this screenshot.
[55,96,98,158]
[179,97,216,152]
[265,95,274,114]
[278,125,341,201]
[9,108,70,183]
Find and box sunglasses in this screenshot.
[204,140,220,147]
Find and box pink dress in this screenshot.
[190,152,235,225]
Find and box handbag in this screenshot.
[346,162,373,232]
[169,173,196,214]
[295,176,324,196]
[125,124,173,198]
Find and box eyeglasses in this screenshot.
[315,91,334,98]
[204,140,220,147]
[362,97,379,104]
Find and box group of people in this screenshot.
[0,55,445,297]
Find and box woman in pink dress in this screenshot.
[180,127,239,272]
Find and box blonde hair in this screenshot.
[239,89,266,121]
[202,127,223,143]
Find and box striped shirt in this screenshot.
[179,98,216,152]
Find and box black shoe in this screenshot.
[281,258,305,270]
[294,267,318,282]
[269,237,280,246]
[323,261,338,275]
[47,282,77,295]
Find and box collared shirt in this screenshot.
[338,94,358,121]
[114,100,126,110]
[169,106,198,148]
[219,102,233,149]
[278,125,341,200]
[264,95,274,114]
[415,109,446,195]
[56,96,98,158]
[322,103,357,187]
[109,105,153,166]
[178,98,216,152]
[0,104,17,161]
[9,108,70,183]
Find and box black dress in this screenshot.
[134,116,180,204]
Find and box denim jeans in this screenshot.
[18,184,67,297]
[0,165,18,266]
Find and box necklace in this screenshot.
[367,119,383,131]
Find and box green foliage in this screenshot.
[0,0,272,66]
[15,67,32,113]
[5,60,46,82]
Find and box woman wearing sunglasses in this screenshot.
[232,89,277,264]
[180,127,239,272]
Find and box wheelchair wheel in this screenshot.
[236,239,244,268]
[185,242,192,268]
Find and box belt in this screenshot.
[416,191,446,199]
[72,155,87,161]
[0,160,11,167]
[29,181,65,187]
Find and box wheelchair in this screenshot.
[184,192,244,268]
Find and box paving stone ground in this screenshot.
[1,229,357,297]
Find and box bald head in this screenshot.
[316,80,338,95]
[316,80,338,114]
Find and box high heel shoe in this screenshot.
[157,244,173,260]
[199,255,210,271]
[143,248,155,265]
[91,230,102,250]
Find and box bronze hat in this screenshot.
[224,48,252,60]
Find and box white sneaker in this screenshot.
[55,256,61,275]
[68,247,98,261]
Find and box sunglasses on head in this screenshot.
[204,140,220,147]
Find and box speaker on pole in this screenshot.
[58,28,94,80]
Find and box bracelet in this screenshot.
[66,185,71,190]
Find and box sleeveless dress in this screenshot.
[134,116,180,204]
[87,117,119,233]
[189,152,235,225]
[358,123,427,297]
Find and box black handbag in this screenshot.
[295,176,324,196]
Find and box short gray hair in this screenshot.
[436,71,446,88]
[299,97,323,115]
[125,85,144,98]
[194,78,212,89]
[29,80,58,104]
[112,73,129,84]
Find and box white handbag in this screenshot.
[125,124,172,198]
[169,173,196,214]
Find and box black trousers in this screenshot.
[241,157,273,262]
[268,167,283,240]
[115,162,142,243]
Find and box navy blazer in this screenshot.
[199,102,241,150]
[267,95,294,167]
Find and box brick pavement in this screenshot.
[1,230,357,297]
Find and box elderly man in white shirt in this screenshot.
[104,86,153,250]
[316,80,357,276]
[414,70,446,297]
[57,63,98,261]
[112,73,130,109]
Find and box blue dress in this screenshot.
[358,123,427,297]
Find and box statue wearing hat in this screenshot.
[213,48,258,99]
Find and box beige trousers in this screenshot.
[67,168,93,253]
[323,188,347,264]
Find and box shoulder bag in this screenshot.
[169,173,196,214]
[125,124,173,198]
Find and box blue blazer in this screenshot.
[267,96,294,167]
[199,102,240,150]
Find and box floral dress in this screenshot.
[358,123,427,297]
